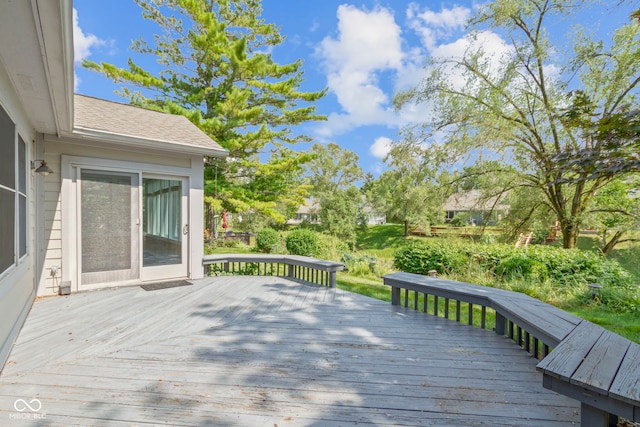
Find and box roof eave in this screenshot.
[69,127,229,158]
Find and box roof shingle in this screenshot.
[73,94,227,156]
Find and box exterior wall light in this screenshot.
[31,160,53,176]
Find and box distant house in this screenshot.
[287,197,386,225]
[0,0,227,370]
[443,190,509,224]
[287,198,321,225]
[364,203,387,225]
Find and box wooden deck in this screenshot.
[0,276,579,426]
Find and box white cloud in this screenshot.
[312,2,516,146]
[73,8,105,90]
[370,136,393,159]
[407,3,472,52]
[315,5,404,136]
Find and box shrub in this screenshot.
[496,255,548,281]
[256,227,279,253]
[317,233,350,261]
[286,229,320,256]
[450,213,471,227]
[341,253,378,276]
[393,242,467,275]
[393,240,632,289]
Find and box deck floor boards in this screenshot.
[1,276,578,426]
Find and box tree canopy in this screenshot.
[84,0,326,223]
[306,142,364,197]
[369,130,446,236]
[395,0,640,248]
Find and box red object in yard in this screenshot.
[222,209,228,229]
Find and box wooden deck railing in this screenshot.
[203,254,344,288]
[383,271,640,427]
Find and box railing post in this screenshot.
[580,403,617,427]
[391,286,400,305]
[329,271,337,288]
[287,263,294,279]
[495,312,506,336]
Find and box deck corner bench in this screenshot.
[536,320,640,427]
[382,271,640,426]
[202,254,344,287]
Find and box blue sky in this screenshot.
[73,0,632,177]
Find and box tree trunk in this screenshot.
[602,230,624,255]
[560,221,580,249]
[404,220,409,237]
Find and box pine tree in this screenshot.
[84,0,326,224]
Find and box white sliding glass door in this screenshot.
[77,169,189,288]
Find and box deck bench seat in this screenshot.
[536,320,640,426]
[382,272,640,426]
[384,272,581,346]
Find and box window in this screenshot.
[0,102,28,276]
[18,136,27,258]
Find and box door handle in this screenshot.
[183,224,189,235]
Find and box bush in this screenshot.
[316,233,350,261]
[286,229,320,256]
[256,227,279,253]
[393,242,467,275]
[449,213,471,227]
[393,240,632,289]
[496,255,548,281]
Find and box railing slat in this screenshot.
[203,254,344,288]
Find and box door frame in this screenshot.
[61,155,193,292]
[140,174,189,282]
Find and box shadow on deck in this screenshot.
[0,276,579,426]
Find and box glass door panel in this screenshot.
[80,170,139,285]
[142,177,188,280]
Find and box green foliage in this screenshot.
[496,255,548,281]
[285,229,320,256]
[316,233,350,261]
[256,227,279,253]
[450,213,471,227]
[318,186,365,248]
[393,240,635,312]
[393,242,467,275]
[371,134,446,236]
[307,143,364,196]
[341,253,377,274]
[394,0,640,248]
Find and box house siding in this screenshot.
[0,63,38,369]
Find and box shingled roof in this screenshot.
[73,94,227,157]
[443,190,509,212]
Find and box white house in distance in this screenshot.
[443,190,509,225]
[287,197,386,226]
[0,0,226,370]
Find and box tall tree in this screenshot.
[306,142,364,196]
[318,186,366,248]
[395,0,640,248]
[84,0,326,223]
[371,131,446,236]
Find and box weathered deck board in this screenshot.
[0,276,579,426]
